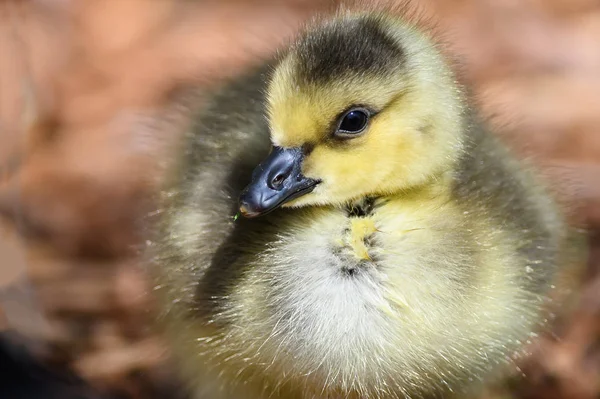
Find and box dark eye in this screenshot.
[336,108,370,136]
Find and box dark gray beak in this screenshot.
[238,146,319,218]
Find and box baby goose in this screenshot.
[151,9,583,399]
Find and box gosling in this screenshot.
[150,9,584,399]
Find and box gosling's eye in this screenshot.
[336,108,370,137]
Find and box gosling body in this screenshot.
[151,10,581,399]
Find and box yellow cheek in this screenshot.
[303,146,379,200]
[300,116,428,204]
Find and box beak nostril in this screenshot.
[270,172,288,189]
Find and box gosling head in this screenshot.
[239,12,465,217]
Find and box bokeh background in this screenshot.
[1,0,599,398]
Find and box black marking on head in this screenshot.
[294,15,405,85]
[302,142,316,155]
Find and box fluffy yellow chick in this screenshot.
[150,8,585,399]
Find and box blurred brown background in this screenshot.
[0,0,599,398]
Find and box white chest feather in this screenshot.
[214,202,541,396]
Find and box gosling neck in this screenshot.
[342,170,455,218]
[344,196,379,218]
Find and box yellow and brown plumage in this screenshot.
[149,6,585,399]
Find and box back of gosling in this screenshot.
[150,9,585,399]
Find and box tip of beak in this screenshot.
[239,203,260,218]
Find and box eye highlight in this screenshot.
[335,108,370,138]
